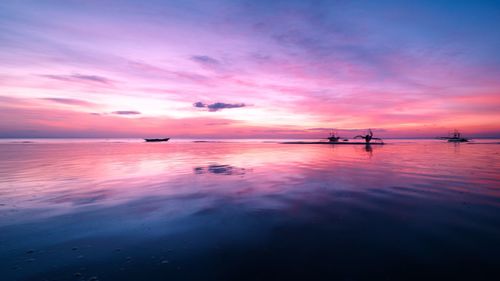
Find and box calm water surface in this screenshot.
[1,139,499,280]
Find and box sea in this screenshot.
[0,138,499,280]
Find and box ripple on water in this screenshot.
[0,141,500,280]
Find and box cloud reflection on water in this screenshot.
[1,141,500,280]
[194,164,248,176]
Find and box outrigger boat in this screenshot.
[438,130,469,142]
[354,129,383,144]
[327,131,341,142]
[144,138,170,142]
[282,141,384,145]
[282,129,384,145]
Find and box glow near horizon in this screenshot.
[1,0,499,138]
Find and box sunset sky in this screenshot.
[1,0,499,138]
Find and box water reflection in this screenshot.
[365,143,373,157]
[194,164,247,175]
[0,141,499,280]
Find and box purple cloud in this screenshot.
[193,102,246,112]
[39,74,112,84]
[71,74,111,84]
[193,101,206,108]
[191,55,220,66]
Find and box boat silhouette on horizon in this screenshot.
[438,130,469,142]
[144,138,170,142]
[327,131,341,142]
[283,129,384,145]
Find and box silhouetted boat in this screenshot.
[354,129,384,144]
[144,138,170,142]
[438,130,469,142]
[327,131,340,142]
[447,138,468,143]
[304,129,384,145]
[281,141,384,145]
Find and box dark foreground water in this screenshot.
[1,139,499,281]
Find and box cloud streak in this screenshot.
[191,55,220,66]
[194,102,247,112]
[42,98,96,107]
[111,111,141,115]
[39,74,112,85]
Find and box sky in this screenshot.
[1,0,500,138]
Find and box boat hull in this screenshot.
[448,139,468,142]
[144,138,170,142]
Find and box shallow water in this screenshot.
[1,140,499,280]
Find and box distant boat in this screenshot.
[320,129,384,144]
[354,129,384,144]
[144,138,170,142]
[281,141,384,145]
[438,130,469,142]
[328,135,340,142]
[448,137,468,143]
[327,130,341,142]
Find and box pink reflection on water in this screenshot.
[0,141,499,224]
